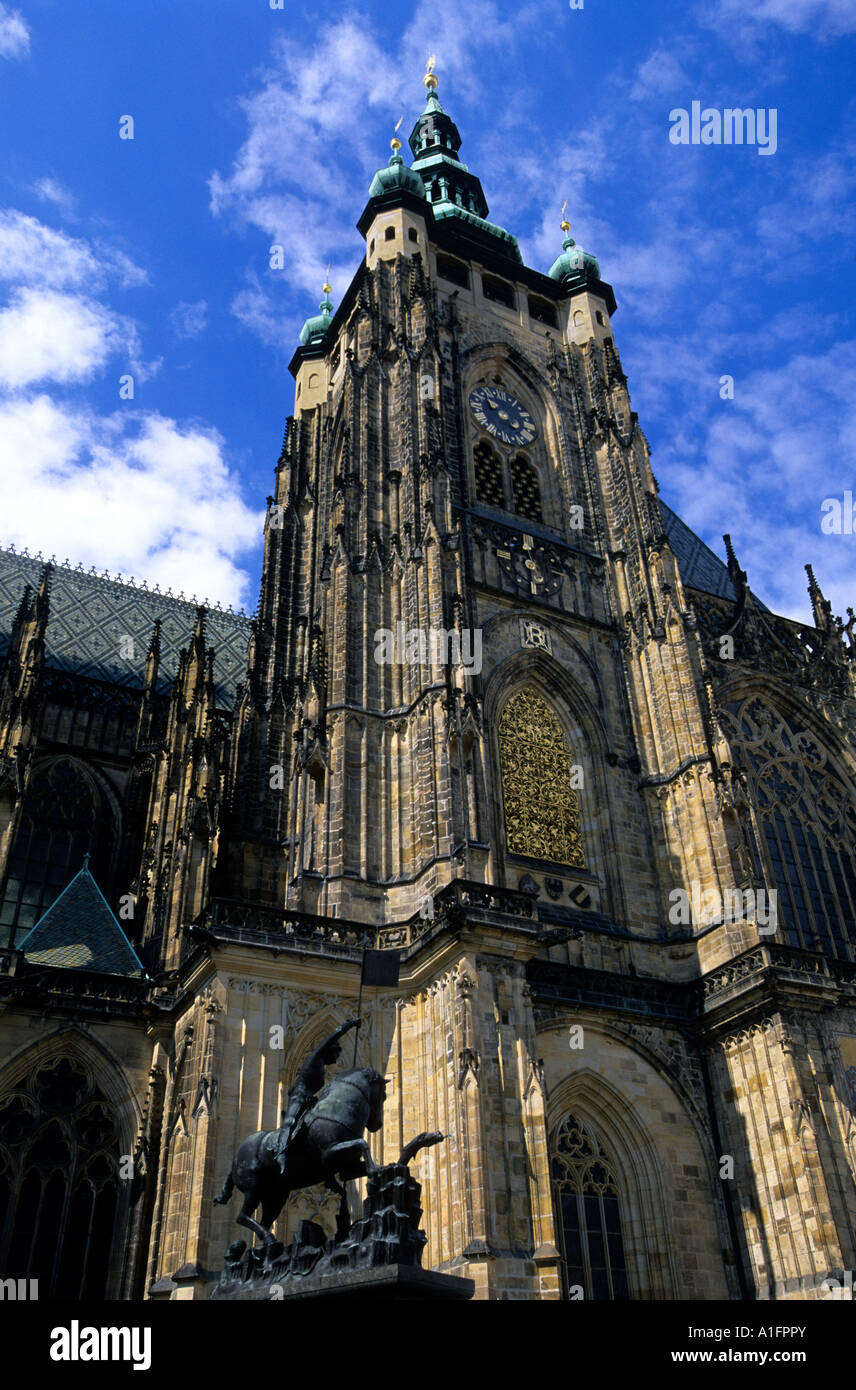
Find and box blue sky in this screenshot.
[0,0,853,623]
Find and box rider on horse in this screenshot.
[265,1017,361,1178]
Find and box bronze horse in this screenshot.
[214,1067,387,1247]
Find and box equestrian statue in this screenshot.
[213,1016,442,1248]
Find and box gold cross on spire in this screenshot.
[425,53,438,90]
[391,115,403,153]
[560,199,571,233]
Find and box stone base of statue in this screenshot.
[212,1161,473,1301]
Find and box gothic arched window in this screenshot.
[498,689,585,867]
[510,455,542,522]
[474,440,504,509]
[551,1113,629,1300]
[0,1056,122,1300]
[0,759,109,948]
[721,696,856,960]
[472,432,547,526]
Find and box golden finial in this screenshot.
[322,264,332,297]
[560,199,571,234]
[424,53,438,90]
[391,115,403,153]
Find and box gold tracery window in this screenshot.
[498,689,585,867]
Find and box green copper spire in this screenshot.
[298,277,334,348]
[408,64,488,220]
[548,209,602,287]
[406,62,521,262]
[367,119,426,201]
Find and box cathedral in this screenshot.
[1,67,855,1303]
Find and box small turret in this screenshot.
[368,118,426,202]
[549,204,617,340]
[292,275,335,411]
[548,210,602,288]
[298,280,334,349]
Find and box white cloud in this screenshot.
[207,18,404,307]
[32,177,77,219]
[649,339,856,624]
[0,3,29,60]
[709,0,856,38]
[0,210,146,291]
[230,270,293,352]
[169,298,208,339]
[0,287,140,389]
[755,150,856,269]
[630,44,693,101]
[0,201,250,604]
[0,211,100,289]
[0,398,263,608]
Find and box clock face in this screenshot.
[469,386,537,447]
[495,536,564,598]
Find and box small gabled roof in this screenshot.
[17,858,145,978]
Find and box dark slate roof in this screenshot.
[0,547,253,707]
[17,862,146,977]
[658,499,737,601]
[658,498,769,613]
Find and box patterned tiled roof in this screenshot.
[0,508,759,711]
[17,862,145,977]
[0,547,253,708]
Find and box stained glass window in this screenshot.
[551,1113,629,1300]
[721,697,856,960]
[0,1056,122,1300]
[0,759,108,947]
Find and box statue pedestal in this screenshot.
[212,1264,473,1301]
[211,1161,473,1301]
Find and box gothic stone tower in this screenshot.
[2,69,855,1304]
[183,69,852,1300]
